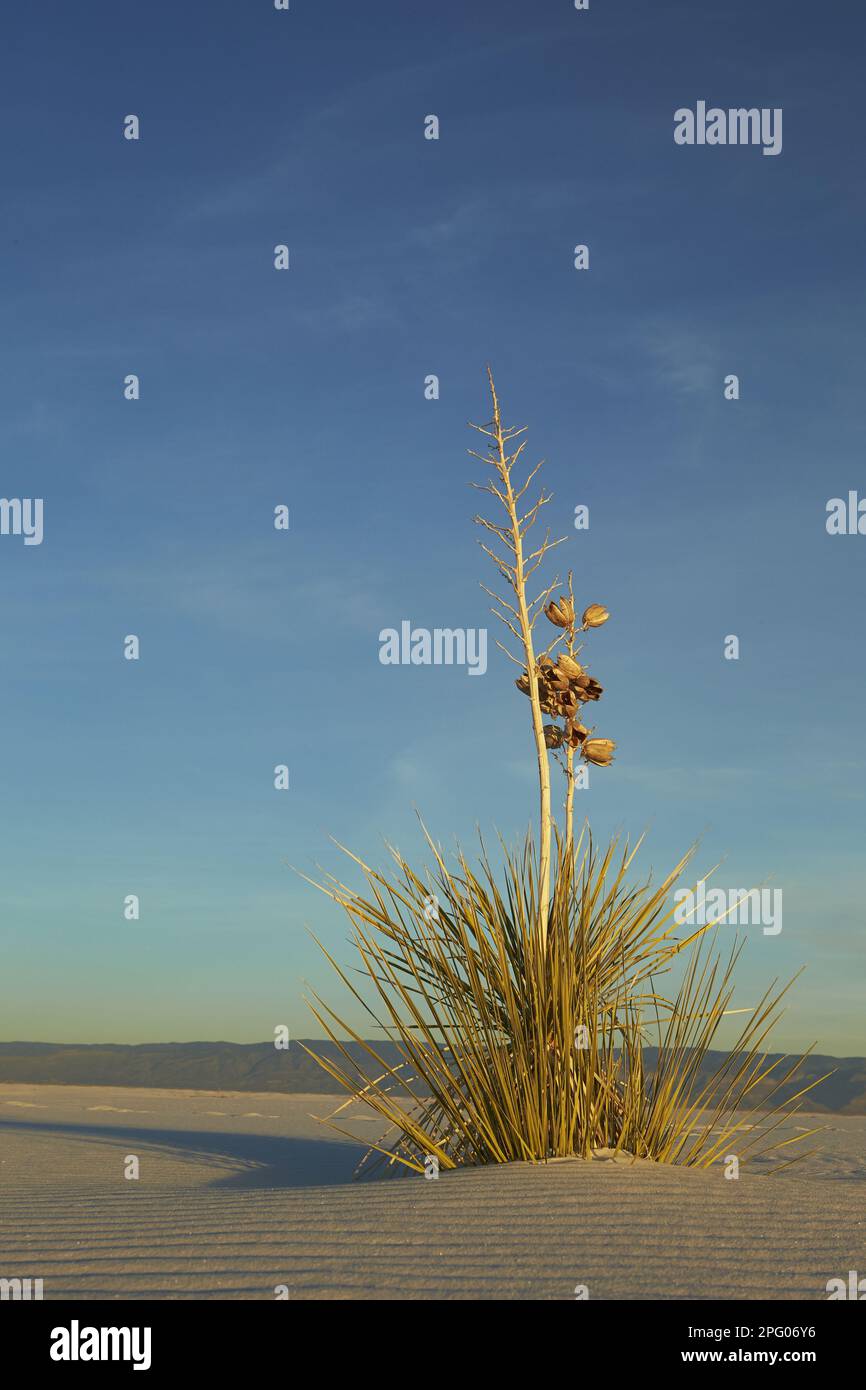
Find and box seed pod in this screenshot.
[544,666,571,692]
[566,721,589,748]
[582,604,610,629]
[574,675,603,701]
[543,725,566,749]
[556,653,584,681]
[583,737,616,766]
[544,596,574,629]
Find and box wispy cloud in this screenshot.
[637,320,722,396]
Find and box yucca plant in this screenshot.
[302,371,825,1175]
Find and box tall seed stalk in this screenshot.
[469,369,613,943]
[468,369,565,946]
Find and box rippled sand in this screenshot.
[1,1083,863,1299]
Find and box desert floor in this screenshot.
[0,1083,863,1300]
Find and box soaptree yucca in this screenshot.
[303,371,824,1174]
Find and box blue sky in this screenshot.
[1,0,864,1053]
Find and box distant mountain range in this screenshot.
[0,1041,864,1113]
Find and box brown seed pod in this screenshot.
[544,666,571,692]
[556,654,584,681]
[544,596,574,629]
[565,721,589,748]
[583,737,616,766]
[574,675,603,701]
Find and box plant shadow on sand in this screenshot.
[0,1118,373,1190]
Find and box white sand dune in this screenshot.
[1,1083,863,1300]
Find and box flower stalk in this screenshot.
[470,370,615,936]
[469,369,559,945]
